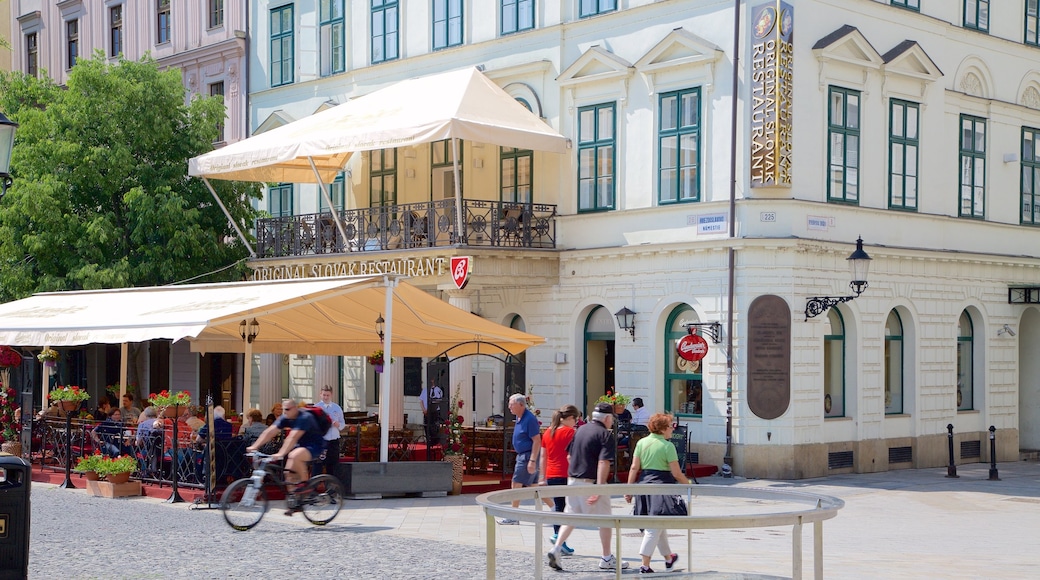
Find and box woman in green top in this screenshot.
[624,412,690,574]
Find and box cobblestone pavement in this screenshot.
[26,461,1040,579]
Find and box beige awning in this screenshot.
[0,275,543,357]
[188,67,568,183]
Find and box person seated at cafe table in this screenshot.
[120,393,141,425]
[92,396,114,422]
[195,405,233,444]
[92,408,128,457]
[240,409,267,445]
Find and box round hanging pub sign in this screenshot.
[676,333,709,361]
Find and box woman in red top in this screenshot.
[539,404,580,552]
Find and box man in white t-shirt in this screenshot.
[630,397,650,426]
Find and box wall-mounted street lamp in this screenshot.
[0,112,18,202]
[805,237,872,320]
[239,318,260,343]
[615,306,636,342]
[375,314,385,342]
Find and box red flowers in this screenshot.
[0,346,22,369]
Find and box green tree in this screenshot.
[0,53,260,301]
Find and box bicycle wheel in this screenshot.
[301,474,344,525]
[221,478,269,531]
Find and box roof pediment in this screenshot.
[812,25,883,69]
[881,40,943,81]
[635,27,723,72]
[558,46,634,87]
[253,110,296,136]
[314,100,340,114]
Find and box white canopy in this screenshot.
[188,67,568,183]
[0,275,543,357]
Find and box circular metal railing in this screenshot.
[477,483,844,580]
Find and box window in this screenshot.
[577,103,616,212]
[209,0,225,28]
[665,306,703,417]
[371,0,399,64]
[270,5,294,87]
[501,0,534,35]
[320,0,346,76]
[579,0,617,18]
[658,88,701,204]
[501,147,532,203]
[430,140,461,200]
[957,311,973,411]
[66,20,79,69]
[433,0,463,50]
[110,5,124,58]
[209,82,225,143]
[889,100,919,210]
[319,173,346,212]
[1028,0,1039,45]
[369,149,398,207]
[824,309,846,418]
[269,184,293,217]
[964,0,989,32]
[885,311,904,415]
[959,115,986,218]
[1022,128,1040,224]
[828,86,860,203]
[891,0,919,9]
[26,33,38,77]
[157,0,172,44]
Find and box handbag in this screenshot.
[664,494,688,516]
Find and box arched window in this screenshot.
[664,306,702,416]
[583,306,615,412]
[824,309,845,418]
[885,310,904,414]
[957,311,973,411]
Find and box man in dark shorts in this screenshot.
[247,398,327,491]
[546,402,629,571]
[498,393,551,525]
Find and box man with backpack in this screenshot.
[246,398,328,512]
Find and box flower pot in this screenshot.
[1,441,22,457]
[374,364,384,373]
[60,400,79,412]
[43,360,56,368]
[613,404,625,415]
[106,471,132,484]
[162,404,183,419]
[445,454,465,495]
[83,470,100,481]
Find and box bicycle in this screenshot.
[220,451,345,530]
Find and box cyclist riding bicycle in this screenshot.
[246,398,327,510]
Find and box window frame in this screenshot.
[957,311,974,412]
[320,0,346,76]
[1022,127,1040,225]
[433,0,463,50]
[369,148,398,207]
[209,0,225,29]
[884,310,904,415]
[26,33,38,77]
[657,87,701,205]
[824,309,846,419]
[500,147,533,204]
[888,99,919,211]
[501,0,534,35]
[579,0,617,18]
[209,82,225,144]
[371,0,400,64]
[827,86,861,204]
[66,19,79,70]
[577,102,616,213]
[157,0,172,45]
[964,0,990,32]
[959,114,986,218]
[664,306,703,418]
[319,173,347,212]
[268,183,294,217]
[891,0,919,10]
[110,5,123,58]
[270,4,295,87]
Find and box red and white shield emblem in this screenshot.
[450,256,471,289]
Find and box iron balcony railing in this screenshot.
[256,199,557,258]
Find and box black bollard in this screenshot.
[58,411,77,489]
[988,425,1000,481]
[166,412,185,503]
[945,423,958,478]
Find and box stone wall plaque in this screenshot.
[747,294,791,420]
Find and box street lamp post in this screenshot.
[0,112,18,201]
[804,237,872,320]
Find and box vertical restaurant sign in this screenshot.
[750,0,794,188]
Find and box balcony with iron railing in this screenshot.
[256,199,557,258]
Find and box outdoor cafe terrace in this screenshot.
[255,199,557,259]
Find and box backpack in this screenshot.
[302,404,332,435]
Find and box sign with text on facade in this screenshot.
[450,256,471,289]
[677,333,709,361]
[750,0,794,189]
[250,256,451,281]
[696,213,728,234]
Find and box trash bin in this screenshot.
[0,454,30,579]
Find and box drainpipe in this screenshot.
[724,0,742,472]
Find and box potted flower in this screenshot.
[597,393,632,416]
[148,389,192,418]
[366,350,395,373]
[49,385,91,412]
[37,348,58,365]
[0,346,21,396]
[94,455,137,484]
[75,453,105,481]
[0,386,22,456]
[442,384,466,494]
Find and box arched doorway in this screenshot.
[1019,308,1040,451]
[583,306,615,414]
